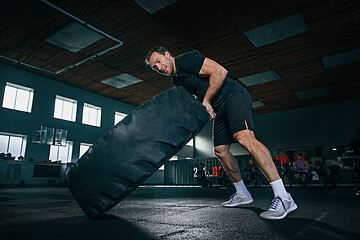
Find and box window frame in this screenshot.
[79,142,92,159]
[53,95,77,122]
[186,139,194,147]
[49,141,73,163]
[0,132,27,159]
[82,103,102,127]
[114,111,127,125]
[2,82,34,113]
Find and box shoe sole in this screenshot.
[260,203,298,220]
[222,199,254,207]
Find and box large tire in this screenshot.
[66,86,209,218]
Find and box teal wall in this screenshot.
[0,63,135,163]
[194,98,360,158]
[252,98,360,155]
[1,62,360,164]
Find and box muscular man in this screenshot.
[145,47,297,220]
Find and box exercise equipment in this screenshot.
[66,86,209,218]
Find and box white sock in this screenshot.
[270,178,289,199]
[234,180,250,196]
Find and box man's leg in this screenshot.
[214,144,253,207]
[214,144,241,182]
[233,130,279,182]
[233,129,297,220]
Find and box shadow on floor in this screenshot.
[1,214,157,240]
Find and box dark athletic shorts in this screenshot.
[212,89,254,146]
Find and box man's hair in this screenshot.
[145,46,171,66]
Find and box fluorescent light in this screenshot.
[252,101,265,108]
[238,70,280,87]
[296,87,332,100]
[245,13,308,47]
[46,22,104,52]
[322,48,360,68]
[132,0,179,14]
[102,73,143,89]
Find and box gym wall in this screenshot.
[194,98,360,158]
[0,63,135,163]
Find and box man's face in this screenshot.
[148,51,173,76]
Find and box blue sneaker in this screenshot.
[221,192,253,207]
[260,194,297,220]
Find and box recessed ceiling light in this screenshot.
[252,101,265,108]
[322,48,360,68]
[101,73,143,89]
[296,87,332,100]
[238,70,280,87]
[132,0,179,14]
[46,22,104,52]
[245,13,308,47]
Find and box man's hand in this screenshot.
[202,101,215,121]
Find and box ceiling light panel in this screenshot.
[46,22,104,52]
[322,48,360,69]
[245,13,308,47]
[132,0,179,14]
[252,101,265,108]
[238,70,280,87]
[296,87,332,100]
[102,74,144,89]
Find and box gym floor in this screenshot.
[0,185,359,240]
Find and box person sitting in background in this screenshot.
[292,153,310,184]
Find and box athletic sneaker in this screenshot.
[221,192,253,207]
[260,194,297,220]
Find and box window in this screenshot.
[2,82,34,113]
[79,143,92,158]
[82,103,101,127]
[0,133,27,159]
[54,95,77,122]
[169,156,178,161]
[159,155,179,171]
[186,139,194,147]
[114,111,127,125]
[49,141,73,163]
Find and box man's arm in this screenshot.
[198,58,228,120]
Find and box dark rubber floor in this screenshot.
[0,185,359,239]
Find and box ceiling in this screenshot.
[1,0,359,115]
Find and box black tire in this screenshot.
[66,87,209,218]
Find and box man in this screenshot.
[145,47,297,220]
[293,153,309,184]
